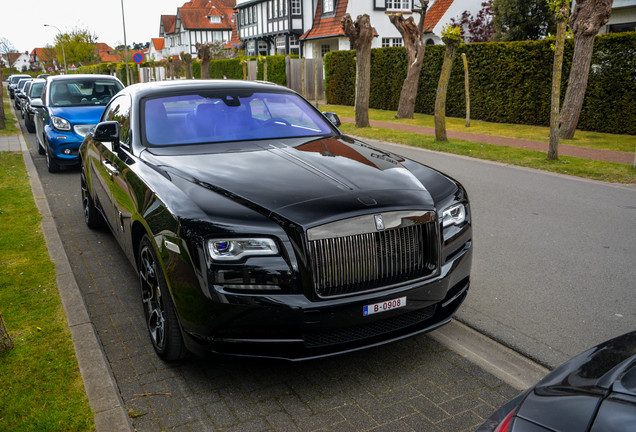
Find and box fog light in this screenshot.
[63,149,72,155]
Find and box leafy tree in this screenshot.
[559,0,613,139]
[435,26,462,141]
[341,14,374,128]
[0,37,17,69]
[547,0,570,160]
[450,1,495,42]
[55,28,99,66]
[492,0,556,41]
[388,0,429,119]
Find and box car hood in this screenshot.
[49,105,106,125]
[515,331,636,432]
[145,136,456,228]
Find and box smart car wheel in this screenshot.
[81,175,103,228]
[138,235,187,361]
[45,141,60,173]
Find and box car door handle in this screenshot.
[102,160,119,177]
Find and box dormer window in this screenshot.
[323,0,334,14]
[386,0,411,10]
[208,15,222,24]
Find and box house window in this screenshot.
[386,0,410,10]
[291,0,301,15]
[323,0,334,14]
[382,37,403,47]
[240,10,245,25]
[321,44,331,57]
[209,15,221,24]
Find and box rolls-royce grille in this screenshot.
[308,221,439,298]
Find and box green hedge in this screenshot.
[325,32,636,135]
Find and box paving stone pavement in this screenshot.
[10,114,520,431]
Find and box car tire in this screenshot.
[25,114,35,133]
[81,174,103,229]
[37,134,45,155]
[45,141,60,173]
[138,235,187,361]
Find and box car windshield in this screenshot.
[29,82,45,98]
[143,91,334,146]
[18,79,31,90]
[50,79,123,107]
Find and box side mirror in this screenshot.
[93,121,120,149]
[30,98,43,108]
[322,111,341,128]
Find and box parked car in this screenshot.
[18,80,34,119]
[8,74,31,99]
[13,77,33,110]
[80,80,473,361]
[21,78,46,133]
[32,74,124,172]
[37,73,50,79]
[477,330,636,432]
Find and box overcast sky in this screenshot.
[3,0,183,53]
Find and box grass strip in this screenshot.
[0,152,94,431]
[325,104,636,154]
[339,123,636,184]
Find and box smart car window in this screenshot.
[50,79,123,107]
[143,91,333,146]
[29,82,45,98]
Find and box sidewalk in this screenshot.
[341,117,634,165]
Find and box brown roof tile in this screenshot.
[423,0,454,32]
[95,43,122,63]
[152,38,165,51]
[162,14,177,34]
[300,0,349,40]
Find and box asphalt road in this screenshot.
[363,138,636,369]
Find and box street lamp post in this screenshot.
[44,24,68,74]
[120,0,130,85]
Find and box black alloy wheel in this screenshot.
[138,235,187,361]
[80,175,103,228]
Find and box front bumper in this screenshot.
[45,126,83,166]
[181,238,472,361]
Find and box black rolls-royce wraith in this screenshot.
[79,80,472,361]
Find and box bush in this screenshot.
[324,32,636,134]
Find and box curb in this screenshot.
[15,130,133,431]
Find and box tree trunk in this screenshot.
[0,313,14,353]
[389,3,429,119]
[342,14,374,128]
[462,53,470,127]
[434,39,460,141]
[196,43,211,79]
[548,7,569,161]
[0,68,5,129]
[559,0,613,139]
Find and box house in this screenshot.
[600,0,636,33]
[234,0,306,56]
[8,51,31,72]
[300,0,482,58]
[159,0,237,59]
[148,38,167,61]
[29,48,58,72]
[95,43,122,63]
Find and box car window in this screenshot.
[50,79,124,107]
[29,82,45,98]
[143,91,333,146]
[104,95,132,145]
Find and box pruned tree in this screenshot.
[388,1,429,119]
[0,37,17,70]
[341,13,374,128]
[0,313,13,353]
[180,52,193,79]
[547,0,570,161]
[434,26,462,141]
[492,0,556,41]
[196,42,211,79]
[559,0,614,139]
[450,1,495,42]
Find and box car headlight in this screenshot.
[442,203,466,228]
[51,116,71,131]
[207,238,279,261]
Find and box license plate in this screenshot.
[363,296,406,316]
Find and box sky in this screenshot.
[3,0,184,53]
